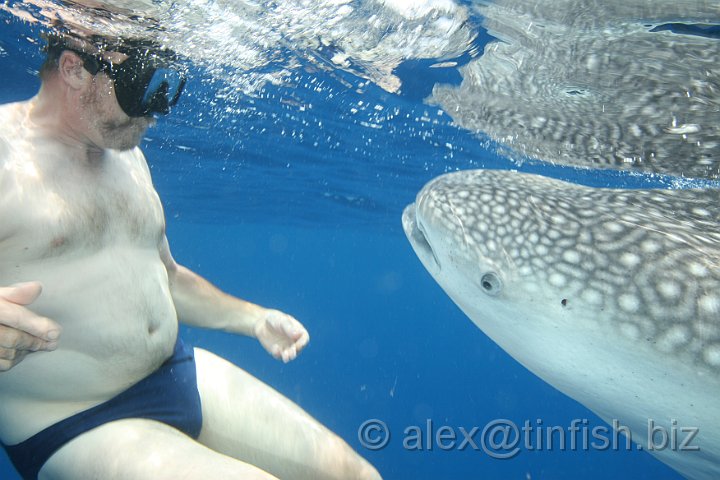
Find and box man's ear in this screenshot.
[58,51,90,90]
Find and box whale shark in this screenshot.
[402,169,720,480]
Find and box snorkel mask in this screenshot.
[47,35,187,118]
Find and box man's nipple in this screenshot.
[50,236,67,248]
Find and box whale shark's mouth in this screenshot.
[402,203,440,274]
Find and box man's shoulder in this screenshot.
[125,146,152,177]
[0,100,31,137]
[0,99,30,117]
[0,101,32,170]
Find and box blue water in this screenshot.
[0,7,690,480]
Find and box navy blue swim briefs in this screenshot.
[2,336,203,480]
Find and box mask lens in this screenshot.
[142,68,186,112]
[112,49,187,117]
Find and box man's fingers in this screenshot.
[283,323,303,340]
[271,344,282,360]
[279,317,309,356]
[285,321,309,349]
[0,282,43,306]
[282,345,298,363]
[296,331,310,351]
[275,314,306,340]
[0,325,57,352]
[0,349,32,372]
[0,346,33,361]
[0,301,61,342]
[0,346,19,360]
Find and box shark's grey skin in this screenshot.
[429,0,720,179]
[403,169,720,480]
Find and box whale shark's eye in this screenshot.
[480,272,502,296]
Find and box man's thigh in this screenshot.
[39,418,278,480]
[194,348,381,480]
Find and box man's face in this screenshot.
[79,52,155,151]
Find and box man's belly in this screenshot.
[0,246,179,444]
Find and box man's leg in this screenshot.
[39,418,279,480]
[194,348,382,480]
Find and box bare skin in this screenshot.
[0,48,381,480]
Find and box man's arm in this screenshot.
[0,125,61,371]
[159,236,309,362]
[159,236,265,336]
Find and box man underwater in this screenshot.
[0,33,382,480]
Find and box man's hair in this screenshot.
[39,46,62,80]
[38,33,70,80]
[38,33,107,81]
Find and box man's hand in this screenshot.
[0,282,61,372]
[253,309,310,363]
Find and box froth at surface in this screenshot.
[3,0,476,96]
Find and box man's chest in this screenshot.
[0,145,165,263]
